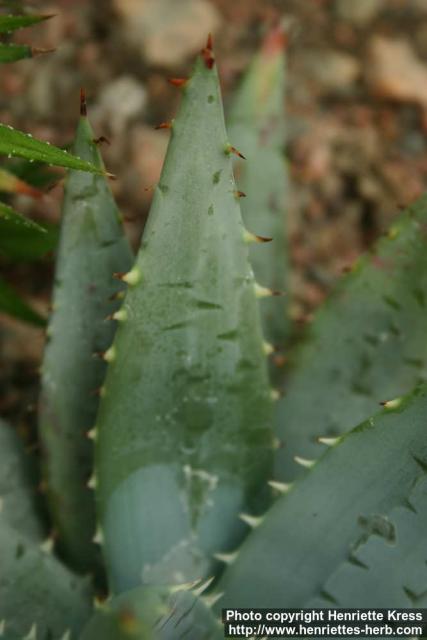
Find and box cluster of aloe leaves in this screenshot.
[2,11,427,640]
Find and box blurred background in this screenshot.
[1,0,427,426]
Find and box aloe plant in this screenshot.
[38,93,133,574]
[94,36,273,594]
[2,22,427,640]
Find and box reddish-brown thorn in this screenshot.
[93,135,110,146]
[234,190,246,198]
[80,88,87,116]
[113,272,126,281]
[155,121,172,130]
[201,33,215,69]
[228,145,246,159]
[255,235,273,243]
[108,291,123,301]
[273,354,287,368]
[144,184,156,192]
[168,77,188,88]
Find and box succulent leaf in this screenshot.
[275,195,427,481]
[0,518,93,640]
[38,108,133,574]
[80,584,223,640]
[310,476,427,608]
[0,274,45,325]
[217,385,427,607]
[95,43,273,593]
[227,26,289,347]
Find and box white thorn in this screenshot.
[93,527,104,545]
[272,437,282,450]
[263,341,274,356]
[104,345,116,363]
[317,436,340,446]
[270,389,280,401]
[87,427,97,441]
[294,456,316,469]
[112,308,127,322]
[169,579,202,594]
[254,283,272,299]
[122,266,141,286]
[87,474,97,490]
[268,480,292,494]
[214,550,239,564]
[40,537,54,553]
[192,576,215,597]
[0,620,5,636]
[383,397,402,410]
[23,624,37,640]
[239,513,264,528]
[59,631,71,640]
[201,592,224,608]
[243,229,257,244]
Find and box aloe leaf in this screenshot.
[0,123,105,173]
[95,39,273,593]
[38,101,133,575]
[81,584,223,640]
[310,476,427,608]
[0,418,44,539]
[0,275,45,325]
[0,13,52,33]
[0,201,57,260]
[0,518,93,640]
[216,386,427,608]
[227,26,289,346]
[275,194,427,481]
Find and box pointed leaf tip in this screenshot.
[80,88,87,116]
[201,33,215,69]
[262,24,288,57]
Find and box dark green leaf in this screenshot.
[0,123,106,173]
[0,275,45,325]
[0,201,57,260]
[0,13,52,33]
[0,43,31,63]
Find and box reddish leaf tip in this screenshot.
[201,33,215,69]
[262,24,288,57]
[80,88,87,116]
